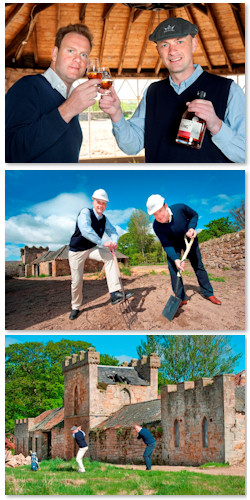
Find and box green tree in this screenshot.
[127,209,152,257]
[136,335,242,387]
[198,217,235,243]
[5,340,119,433]
[230,200,245,230]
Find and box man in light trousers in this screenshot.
[71,425,88,473]
[68,188,133,320]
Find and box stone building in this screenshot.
[14,350,245,466]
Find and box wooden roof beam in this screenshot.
[192,4,208,16]
[79,4,87,23]
[230,3,245,47]
[206,4,232,72]
[185,6,212,71]
[118,7,136,75]
[32,25,39,65]
[137,11,156,74]
[5,3,25,28]
[99,5,116,65]
[5,4,54,62]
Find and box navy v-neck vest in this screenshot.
[145,71,233,163]
[69,209,106,252]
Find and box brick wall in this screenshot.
[199,230,245,270]
[89,424,162,465]
[51,425,65,459]
[15,418,34,455]
[161,375,240,466]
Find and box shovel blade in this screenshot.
[162,295,181,321]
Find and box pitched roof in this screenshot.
[32,246,127,263]
[31,407,64,432]
[98,365,149,386]
[97,399,161,429]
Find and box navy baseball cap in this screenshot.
[149,17,199,42]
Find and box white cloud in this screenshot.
[5,337,22,347]
[5,193,134,260]
[115,354,134,364]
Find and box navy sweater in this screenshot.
[5,74,82,163]
[74,430,88,449]
[145,71,233,163]
[138,428,155,445]
[153,203,198,261]
[69,209,106,252]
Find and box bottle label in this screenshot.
[177,118,202,141]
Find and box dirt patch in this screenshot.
[62,479,86,485]
[5,265,244,331]
[111,463,245,477]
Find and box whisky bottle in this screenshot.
[176,90,207,149]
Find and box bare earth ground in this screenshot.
[5,264,244,331]
[110,463,245,477]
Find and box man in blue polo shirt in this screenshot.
[71,425,88,473]
[146,194,221,307]
[99,17,245,163]
[134,424,156,471]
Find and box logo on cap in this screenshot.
[164,25,175,32]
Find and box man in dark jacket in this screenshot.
[134,424,156,471]
[99,17,245,163]
[68,188,133,320]
[71,425,88,473]
[146,194,221,306]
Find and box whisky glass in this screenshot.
[100,67,113,94]
[87,58,102,80]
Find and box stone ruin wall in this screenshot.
[199,230,245,270]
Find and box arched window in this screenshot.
[202,417,208,448]
[174,420,179,448]
[74,386,79,415]
[120,388,131,405]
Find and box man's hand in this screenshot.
[99,86,123,123]
[58,79,102,123]
[103,241,118,251]
[186,99,222,136]
[175,259,185,272]
[186,228,197,239]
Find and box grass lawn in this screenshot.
[5,458,245,495]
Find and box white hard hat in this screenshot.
[92,189,109,202]
[146,194,165,215]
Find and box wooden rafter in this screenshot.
[5,3,25,28]
[32,25,38,64]
[57,4,61,32]
[206,4,232,72]
[185,6,212,71]
[230,3,245,47]
[99,5,116,65]
[154,11,169,75]
[118,7,135,75]
[6,4,54,62]
[192,4,208,16]
[137,11,156,74]
[133,8,145,23]
[79,4,87,23]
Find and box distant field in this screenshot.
[5,458,245,495]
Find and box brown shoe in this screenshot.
[207,295,221,305]
[179,300,187,307]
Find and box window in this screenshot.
[174,420,179,448]
[202,417,208,448]
[74,386,79,415]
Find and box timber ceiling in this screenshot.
[5,3,245,78]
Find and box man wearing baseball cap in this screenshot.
[71,425,88,473]
[99,17,244,163]
[146,194,221,306]
[68,188,133,320]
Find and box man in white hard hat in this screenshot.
[146,194,221,307]
[68,188,133,320]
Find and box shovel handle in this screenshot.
[176,236,194,277]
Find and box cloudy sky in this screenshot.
[5,169,244,261]
[5,334,245,371]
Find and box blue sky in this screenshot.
[5,334,245,372]
[5,169,245,260]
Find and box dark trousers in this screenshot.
[143,442,156,470]
[167,238,213,300]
